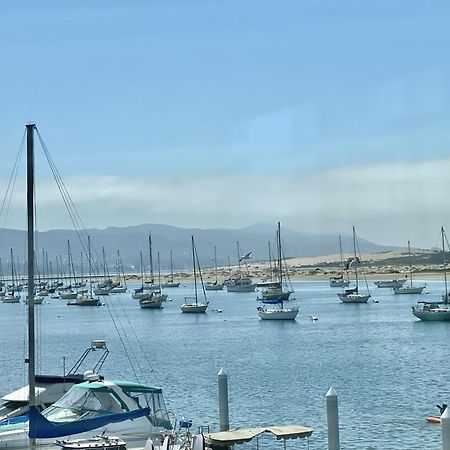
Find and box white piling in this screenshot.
[442,407,450,450]
[218,368,230,431]
[326,387,340,450]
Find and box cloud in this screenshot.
[1,157,449,248]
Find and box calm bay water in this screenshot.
[0,280,448,449]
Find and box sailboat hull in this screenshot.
[339,293,371,304]
[393,286,425,294]
[258,307,298,320]
[180,303,208,313]
[412,306,450,321]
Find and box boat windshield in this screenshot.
[127,391,172,428]
[43,387,127,423]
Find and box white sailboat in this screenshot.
[393,241,425,294]
[67,237,102,306]
[205,246,224,291]
[412,227,450,321]
[161,251,180,288]
[329,235,350,288]
[258,223,299,320]
[0,124,174,448]
[181,236,209,313]
[337,227,371,304]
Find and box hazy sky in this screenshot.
[1,0,450,248]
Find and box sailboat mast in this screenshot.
[268,241,273,281]
[408,241,413,287]
[237,241,241,274]
[88,236,93,296]
[443,227,448,303]
[157,252,161,288]
[170,250,174,283]
[192,236,198,304]
[148,232,154,284]
[26,123,36,435]
[277,222,282,287]
[214,246,218,283]
[352,226,358,288]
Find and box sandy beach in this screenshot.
[130,249,447,284]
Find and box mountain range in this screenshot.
[0,223,396,274]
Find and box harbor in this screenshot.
[0,278,449,448]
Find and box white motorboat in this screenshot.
[180,236,209,314]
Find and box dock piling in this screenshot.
[326,387,340,450]
[218,367,230,432]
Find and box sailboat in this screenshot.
[59,241,78,300]
[257,223,298,320]
[161,251,180,288]
[259,224,294,302]
[205,246,224,291]
[393,241,425,294]
[412,227,450,321]
[144,232,159,291]
[139,252,164,309]
[225,242,256,292]
[2,249,21,303]
[180,236,209,313]
[0,124,174,448]
[109,250,127,293]
[337,227,371,304]
[329,235,350,288]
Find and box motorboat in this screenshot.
[373,279,406,289]
[0,340,110,422]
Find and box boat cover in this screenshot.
[206,425,313,446]
[28,405,150,438]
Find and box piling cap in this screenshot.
[326,387,337,397]
[218,367,227,376]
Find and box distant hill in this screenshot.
[0,223,398,274]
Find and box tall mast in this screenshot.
[26,123,36,443]
[443,227,448,303]
[277,222,282,286]
[139,250,144,288]
[407,241,413,287]
[157,252,161,288]
[170,250,174,283]
[236,241,241,274]
[88,236,93,297]
[214,246,218,283]
[352,226,358,289]
[192,236,198,304]
[148,232,154,284]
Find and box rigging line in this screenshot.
[35,130,91,258]
[194,243,208,302]
[109,292,166,388]
[104,298,151,386]
[355,231,370,291]
[0,131,26,244]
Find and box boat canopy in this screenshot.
[206,425,313,446]
[73,380,163,394]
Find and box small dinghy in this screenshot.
[55,435,127,449]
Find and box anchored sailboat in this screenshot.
[337,227,371,304]
[181,236,209,313]
[393,241,425,295]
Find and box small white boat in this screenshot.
[393,241,425,295]
[67,293,102,306]
[55,435,127,449]
[258,304,299,320]
[181,236,209,314]
[1,294,20,303]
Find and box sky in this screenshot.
[1,0,450,248]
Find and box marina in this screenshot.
[0,279,448,448]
